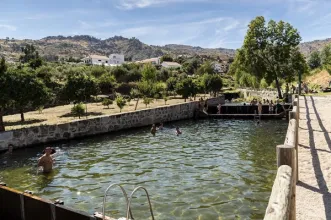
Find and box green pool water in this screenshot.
[0,119,287,219]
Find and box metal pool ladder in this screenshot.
[102,183,155,220]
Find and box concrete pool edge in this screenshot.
[0,97,222,152]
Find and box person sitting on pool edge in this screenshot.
[151,124,157,136]
[175,127,182,136]
[38,147,54,173]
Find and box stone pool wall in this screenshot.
[0,100,204,152]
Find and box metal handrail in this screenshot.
[102,183,134,220]
[126,186,155,220]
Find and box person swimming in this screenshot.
[151,124,157,136]
[158,123,164,130]
[175,127,182,136]
[4,144,13,155]
[38,147,54,173]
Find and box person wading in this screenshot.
[38,147,54,173]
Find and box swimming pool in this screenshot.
[0,119,287,219]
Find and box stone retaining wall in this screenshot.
[0,101,202,152]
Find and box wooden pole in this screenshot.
[277,144,296,220]
[264,165,293,220]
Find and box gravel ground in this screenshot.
[296,95,331,220]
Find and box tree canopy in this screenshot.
[231,16,307,98]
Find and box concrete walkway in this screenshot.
[296,96,331,220]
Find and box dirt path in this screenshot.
[296,96,331,220]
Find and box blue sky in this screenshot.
[0,0,331,49]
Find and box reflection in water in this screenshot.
[0,119,287,219]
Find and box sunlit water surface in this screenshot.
[0,120,287,219]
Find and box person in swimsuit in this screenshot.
[151,124,157,136]
[38,147,54,173]
[176,127,182,136]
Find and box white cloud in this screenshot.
[0,24,16,31]
[117,0,207,10]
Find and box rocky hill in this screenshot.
[0,35,235,62]
[299,38,331,57]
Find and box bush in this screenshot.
[71,103,85,119]
[115,96,126,112]
[143,97,153,107]
[116,82,138,95]
[102,98,113,109]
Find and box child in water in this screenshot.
[176,127,182,136]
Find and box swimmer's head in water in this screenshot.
[43,147,56,155]
[8,144,13,153]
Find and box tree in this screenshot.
[160,54,173,63]
[62,72,99,104]
[19,44,43,69]
[102,98,113,109]
[143,97,153,108]
[196,61,215,75]
[175,78,195,102]
[232,16,306,98]
[202,74,223,97]
[71,103,85,119]
[0,57,10,131]
[10,68,50,122]
[98,73,116,94]
[308,51,321,69]
[166,77,178,91]
[115,95,126,112]
[130,89,141,110]
[141,63,157,82]
[260,78,269,89]
[321,44,331,74]
[162,92,169,105]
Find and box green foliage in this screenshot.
[143,97,153,107]
[160,54,173,63]
[115,95,126,112]
[102,98,113,108]
[37,106,44,114]
[182,58,201,75]
[141,63,157,82]
[62,72,99,103]
[130,89,141,99]
[196,61,215,75]
[98,73,116,94]
[166,77,178,91]
[157,68,170,81]
[232,16,306,98]
[0,57,10,131]
[71,103,85,119]
[162,92,169,105]
[321,44,331,74]
[175,78,196,101]
[260,78,269,89]
[308,51,321,70]
[202,74,223,96]
[9,68,50,122]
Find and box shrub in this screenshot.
[102,98,113,109]
[143,97,153,107]
[71,103,85,119]
[115,96,126,112]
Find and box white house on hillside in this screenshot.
[83,55,109,65]
[83,54,125,66]
[161,61,182,69]
[109,54,125,64]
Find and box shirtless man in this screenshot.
[38,147,54,173]
[151,124,157,136]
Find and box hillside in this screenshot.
[0,35,235,62]
[299,38,331,57]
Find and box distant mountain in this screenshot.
[0,35,236,62]
[299,38,331,57]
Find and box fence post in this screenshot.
[277,144,296,220]
[289,110,298,183]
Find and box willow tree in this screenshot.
[233,16,307,98]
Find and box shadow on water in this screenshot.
[303,96,331,220]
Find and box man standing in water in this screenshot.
[38,147,54,173]
[151,124,157,136]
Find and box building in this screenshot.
[161,61,182,69]
[135,57,161,65]
[109,54,125,65]
[213,62,229,74]
[83,54,125,66]
[83,55,109,65]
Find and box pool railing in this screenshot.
[264,95,299,220]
